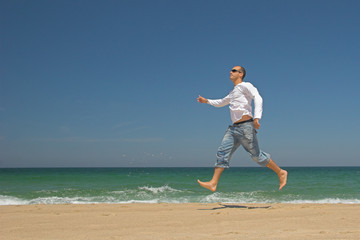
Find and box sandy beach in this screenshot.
[1,203,359,240]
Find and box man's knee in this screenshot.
[251,152,270,167]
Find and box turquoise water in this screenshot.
[0,167,359,205]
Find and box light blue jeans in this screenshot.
[215,122,270,168]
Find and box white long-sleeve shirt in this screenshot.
[207,82,263,123]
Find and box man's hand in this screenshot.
[254,119,260,130]
[197,95,208,103]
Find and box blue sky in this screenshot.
[1,0,359,167]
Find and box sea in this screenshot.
[0,167,359,205]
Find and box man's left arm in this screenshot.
[247,84,263,130]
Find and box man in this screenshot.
[197,66,287,192]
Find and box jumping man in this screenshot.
[197,66,287,192]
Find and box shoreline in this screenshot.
[1,203,359,239]
[2,200,360,206]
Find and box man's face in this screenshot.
[230,66,242,81]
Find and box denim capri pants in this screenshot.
[215,121,270,168]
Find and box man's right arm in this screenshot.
[197,94,230,107]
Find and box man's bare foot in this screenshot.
[197,180,217,192]
[279,170,288,191]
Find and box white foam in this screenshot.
[0,195,30,205]
[138,185,182,194]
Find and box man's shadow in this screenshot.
[198,204,271,210]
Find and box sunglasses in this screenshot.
[231,69,242,73]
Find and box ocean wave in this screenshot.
[138,185,183,194]
[35,188,76,194]
[0,195,30,205]
[0,194,170,205]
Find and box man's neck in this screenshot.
[232,78,243,86]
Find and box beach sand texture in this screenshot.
[1,203,359,240]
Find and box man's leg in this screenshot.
[240,122,288,191]
[197,167,224,192]
[198,126,239,192]
[266,159,288,190]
